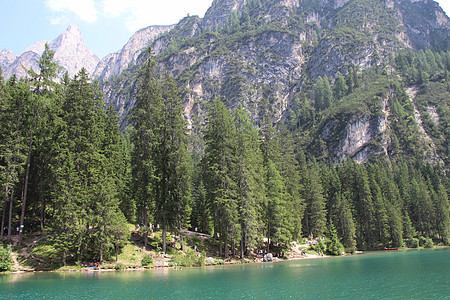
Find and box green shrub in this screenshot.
[141,254,153,267]
[326,239,344,256]
[114,263,127,270]
[418,236,427,247]
[406,238,419,248]
[313,240,326,253]
[0,246,13,272]
[171,248,204,267]
[423,237,434,248]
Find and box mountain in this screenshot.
[97,0,448,165]
[1,24,99,79]
[92,25,175,82]
[2,0,446,165]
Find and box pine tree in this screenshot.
[323,76,333,108]
[321,165,356,252]
[354,165,375,249]
[204,98,238,258]
[130,48,160,246]
[18,44,62,244]
[333,72,348,100]
[278,127,304,241]
[434,183,449,243]
[303,160,327,239]
[315,76,324,111]
[234,104,264,258]
[326,220,344,255]
[131,49,191,253]
[51,68,110,264]
[0,79,31,242]
[265,159,288,254]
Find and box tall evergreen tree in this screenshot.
[234,104,264,258]
[131,49,191,253]
[303,160,327,238]
[204,98,238,258]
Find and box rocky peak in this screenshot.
[52,24,83,48]
[1,24,99,80]
[93,25,174,82]
[202,0,247,29]
[0,49,16,70]
[48,24,99,77]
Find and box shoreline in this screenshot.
[5,252,329,274]
[4,246,448,275]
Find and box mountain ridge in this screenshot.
[1,24,99,79]
[98,0,449,164]
[0,0,448,165]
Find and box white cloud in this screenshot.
[44,0,213,31]
[101,0,212,31]
[45,0,98,23]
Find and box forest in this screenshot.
[0,44,448,267]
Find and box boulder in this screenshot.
[263,253,273,262]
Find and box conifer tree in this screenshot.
[18,44,62,244]
[234,104,264,258]
[204,98,238,258]
[278,127,304,241]
[265,159,288,254]
[326,220,344,255]
[131,49,160,246]
[131,49,191,253]
[0,79,30,242]
[333,72,348,100]
[353,164,375,249]
[303,160,327,238]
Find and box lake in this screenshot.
[1,248,449,299]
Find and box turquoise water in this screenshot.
[0,248,449,299]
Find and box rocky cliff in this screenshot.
[1,24,99,79]
[92,25,175,82]
[99,0,449,151]
[3,0,446,164]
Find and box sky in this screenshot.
[0,0,449,59]
[0,0,214,59]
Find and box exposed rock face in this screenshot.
[1,24,99,79]
[93,25,175,82]
[337,115,386,163]
[2,0,438,161]
[98,0,449,151]
[51,24,99,77]
[406,86,440,163]
[202,0,247,29]
[0,49,16,67]
[396,0,450,50]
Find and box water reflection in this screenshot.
[0,249,448,299]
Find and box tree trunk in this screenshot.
[18,120,34,245]
[240,237,244,259]
[232,240,236,259]
[219,239,223,257]
[180,233,185,255]
[162,227,167,254]
[224,236,229,259]
[1,195,7,239]
[8,188,14,243]
[40,196,46,232]
[143,207,148,247]
[100,242,103,263]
